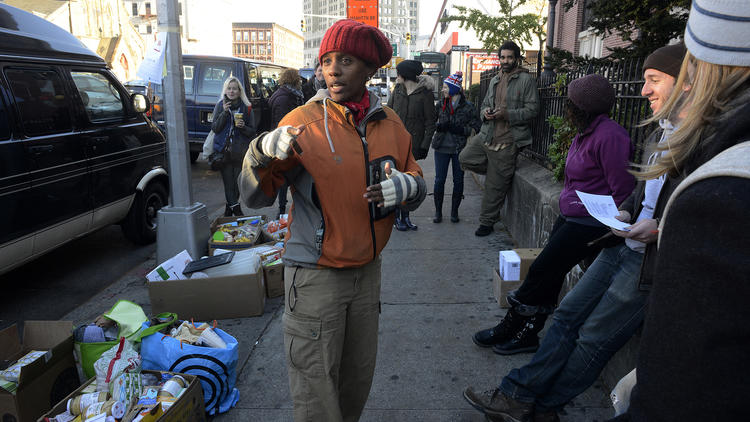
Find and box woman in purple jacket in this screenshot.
[473,74,635,355]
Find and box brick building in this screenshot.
[551,0,632,58]
[232,23,303,68]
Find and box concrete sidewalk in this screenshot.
[63,152,614,421]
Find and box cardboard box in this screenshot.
[208,215,267,255]
[148,270,265,320]
[498,248,543,281]
[38,370,206,422]
[493,269,523,308]
[0,321,79,422]
[263,263,284,298]
[515,248,543,280]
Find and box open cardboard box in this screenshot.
[0,321,79,422]
[148,269,265,320]
[493,248,543,308]
[208,215,267,256]
[38,370,206,422]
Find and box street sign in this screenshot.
[392,43,398,57]
[451,45,470,52]
[346,0,378,27]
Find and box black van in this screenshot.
[0,5,168,275]
[152,56,287,161]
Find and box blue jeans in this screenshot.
[433,151,463,198]
[500,244,647,411]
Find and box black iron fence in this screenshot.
[478,57,651,168]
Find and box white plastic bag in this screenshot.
[93,338,141,392]
[202,131,215,160]
[611,368,637,416]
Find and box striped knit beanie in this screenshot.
[685,0,750,66]
[444,71,463,96]
[318,19,392,68]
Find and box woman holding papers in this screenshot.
[472,74,634,356]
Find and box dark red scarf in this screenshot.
[342,89,371,125]
[441,97,455,115]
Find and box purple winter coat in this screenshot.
[558,114,635,218]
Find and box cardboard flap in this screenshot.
[16,351,51,385]
[22,321,73,349]
[0,324,22,360]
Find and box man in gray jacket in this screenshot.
[459,40,539,236]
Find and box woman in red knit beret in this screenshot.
[239,19,426,422]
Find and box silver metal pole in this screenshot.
[155,0,209,263]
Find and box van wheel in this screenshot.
[190,151,200,163]
[122,180,168,244]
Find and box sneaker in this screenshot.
[475,224,493,236]
[472,309,525,348]
[463,387,533,422]
[394,217,408,231]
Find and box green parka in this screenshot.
[477,69,539,148]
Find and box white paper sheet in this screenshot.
[575,191,631,231]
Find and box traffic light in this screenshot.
[301,19,306,32]
[405,32,411,42]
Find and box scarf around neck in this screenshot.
[342,89,370,125]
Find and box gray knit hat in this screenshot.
[685,0,750,66]
[567,74,615,115]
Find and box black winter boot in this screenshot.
[402,210,418,230]
[230,203,244,216]
[450,195,462,223]
[472,307,527,348]
[224,204,233,217]
[492,313,549,355]
[433,189,444,223]
[394,209,408,231]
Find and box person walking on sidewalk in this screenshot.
[238,19,426,422]
[212,75,256,216]
[388,59,436,230]
[464,42,686,422]
[431,71,481,223]
[268,68,305,218]
[459,40,539,237]
[472,74,635,356]
[609,2,750,419]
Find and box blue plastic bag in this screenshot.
[140,321,240,415]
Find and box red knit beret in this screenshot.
[318,19,393,68]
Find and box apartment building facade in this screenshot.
[232,23,304,68]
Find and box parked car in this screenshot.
[150,56,288,162]
[0,4,169,276]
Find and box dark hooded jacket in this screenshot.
[609,84,750,422]
[431,93,482,155]
[387,75,436,159]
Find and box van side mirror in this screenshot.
[132,93,150,113]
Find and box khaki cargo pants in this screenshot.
[458,137,519,227]
[283,257,381,422]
